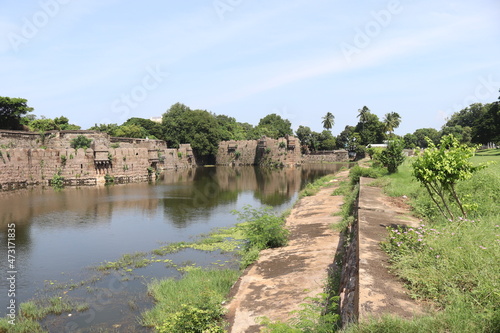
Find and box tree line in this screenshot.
[1,95,498,162]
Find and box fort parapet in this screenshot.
[216,136,349,166]
[0,130,195,190]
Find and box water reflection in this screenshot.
[0,164,350,324]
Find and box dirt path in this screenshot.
[225,170,349,332]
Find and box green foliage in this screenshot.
[234,150,241,159]
[412,134,487,220]
[30,118,59,132]
[141,268,240,332]
[412,128,440,148]
[123,117,164,139]
[50,169,65,189]
[70,135,92,150]
[382,111,401,135]
[375,139,405,173]
[367,153,500,332]
[296,126,337,152]
[233,205,289,250]
[104,174,114,184]
[355,106,385,146]
[278,141,286,149]
[299,175,336,197]
[0,96,34,130]
[88,123,119,135]
[162,103,221,160]
[348,165,386,185]
[445,102,500,144]
[261,293,340,333]
[322,112,335,131]
[60,154,67,165]
[254,113,293,139]
[113,124,148,138]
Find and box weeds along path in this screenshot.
[225,170,350,333]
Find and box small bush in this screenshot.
[233,205,289,251]
[70,135,92,150]
[349,165,386,185]
[375,139,405,173]
[50,169,65,189]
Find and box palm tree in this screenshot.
[322,112,335,131]
[357,106,370,124]
[383,112,401,136]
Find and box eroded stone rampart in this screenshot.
[0,130,194,190]
[217,136,349,167]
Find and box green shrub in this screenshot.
[375,139,405,173]
[233,205,289,251]
[50,169,65,189]
[349,165,386,185]
[70,135,92,150]
[142,268,240,332]
[104,174,114,184]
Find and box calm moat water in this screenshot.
[0,164,349,332]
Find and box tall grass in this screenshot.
[141,268,240,332]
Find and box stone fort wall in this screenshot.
[0,130,194,190]
[216,136,349,166]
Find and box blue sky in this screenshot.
[1,0,499,136]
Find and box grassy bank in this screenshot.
[344,150,500,332]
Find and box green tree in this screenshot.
[356,106,370,127]
[355,112,385,146]
[162,103,221,162]
[376,138,405,173]
[441,125,472,145]
[30,118,60,132]
[403,133,418,149]
[114,124,148,138]
[88,123,120,136]
[411,135,486,221]
[321,112,335,131]
[413,128,440,148]
[336,125,356,150]
[0,96,34,130]
[296,125,313,153]
[383,112,401,137]
[123,117,163,139]
[70,135,92,150]
[54,116,81,130]
[254,114,293,139]
[318,130,336,150]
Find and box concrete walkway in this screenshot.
[225,171,349,332]
[358,177,423,320]
[225,173,423,332]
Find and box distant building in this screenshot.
[366,144,387,148]
[150,116,162,123]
